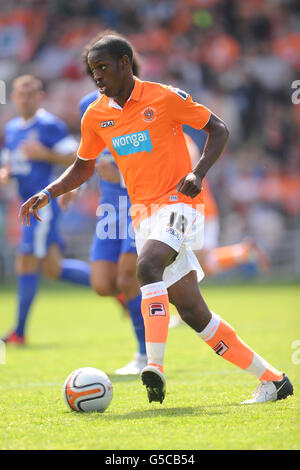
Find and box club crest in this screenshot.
[142,106,157,122]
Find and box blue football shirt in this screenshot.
[2,108,77,201]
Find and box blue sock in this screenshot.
[15,273,39,337]
[60,259,90,286]
[126,294,146,355]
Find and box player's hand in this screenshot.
[0,167,11,185]
[176,172,203,198]
[21,140,51,161]
[18,191,49,227]
[58,189,78,211]
[96,160,120,183]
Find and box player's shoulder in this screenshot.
[81,94,106,120]
[35,108,67,129]
[5,116,21,132]
[141,80,170,96]
[142,80,189,102]
[79,90,99,115]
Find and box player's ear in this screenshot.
[120,55,131,69]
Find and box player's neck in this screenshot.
[113,76,135,108]
[21,109,38,121]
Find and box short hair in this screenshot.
[85,33,140,76]
[12,75,43,92]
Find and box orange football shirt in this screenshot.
[78,78,211,227]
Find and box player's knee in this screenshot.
[116,270,136,295]
[41,262,60,280]
[136,255,164,285]
[91,277,115,297]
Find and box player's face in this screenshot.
[12,85,43,118]
[88,48,127,98]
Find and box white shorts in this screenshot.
[135,203,205,288]
[202,217,220,250]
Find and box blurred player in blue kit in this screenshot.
[0,75,91,344]
[59,31,147,375]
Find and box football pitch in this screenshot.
[0,282,299,450]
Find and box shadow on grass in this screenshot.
[105,406,231,420]
[63,402,241,420]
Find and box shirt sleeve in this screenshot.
[44,119,78,155]
[165,86,211,130]
[77,109,106,160]
[46,119,69,147]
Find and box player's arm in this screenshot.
[21,140,76,166]
[177,113,229,198]
[194,113,229,179]
[0,144,12,185]
[18,157,96,226]
[0,165,11,185]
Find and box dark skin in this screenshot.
[18,45,229,332]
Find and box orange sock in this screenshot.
[140,281,170,373]
[197,312,283,382]
[203,243,250,275]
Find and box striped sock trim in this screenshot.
[146,342,166,367]
[196,311,221,342]
[141,281,167,299]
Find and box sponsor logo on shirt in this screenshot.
[112,130,153,156]
[101,120,115,128]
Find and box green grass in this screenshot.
[0,282,299,450]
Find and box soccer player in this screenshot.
[59,31,147,375]
[0,75,91,344]
[19,36,293,404]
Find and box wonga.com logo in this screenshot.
[112,130,153,156]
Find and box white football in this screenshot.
[63,367,113,412]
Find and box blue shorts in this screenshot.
[19,200,64,258]
[90,194,137,263]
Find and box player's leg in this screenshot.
[2,253,39,344]
[1,213,45,344]
[40,243,90,286]
[136,239,177,402]
[168,271,293,403]
[90,260,118,297]
[89,229,121,297]
[135,202,206,403]
[168,215,219,329]
[40,199,90,286]
[114,251,147,375]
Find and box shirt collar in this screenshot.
[108,77,143,110]
[130,77,143,102]
[19,108,46,128]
